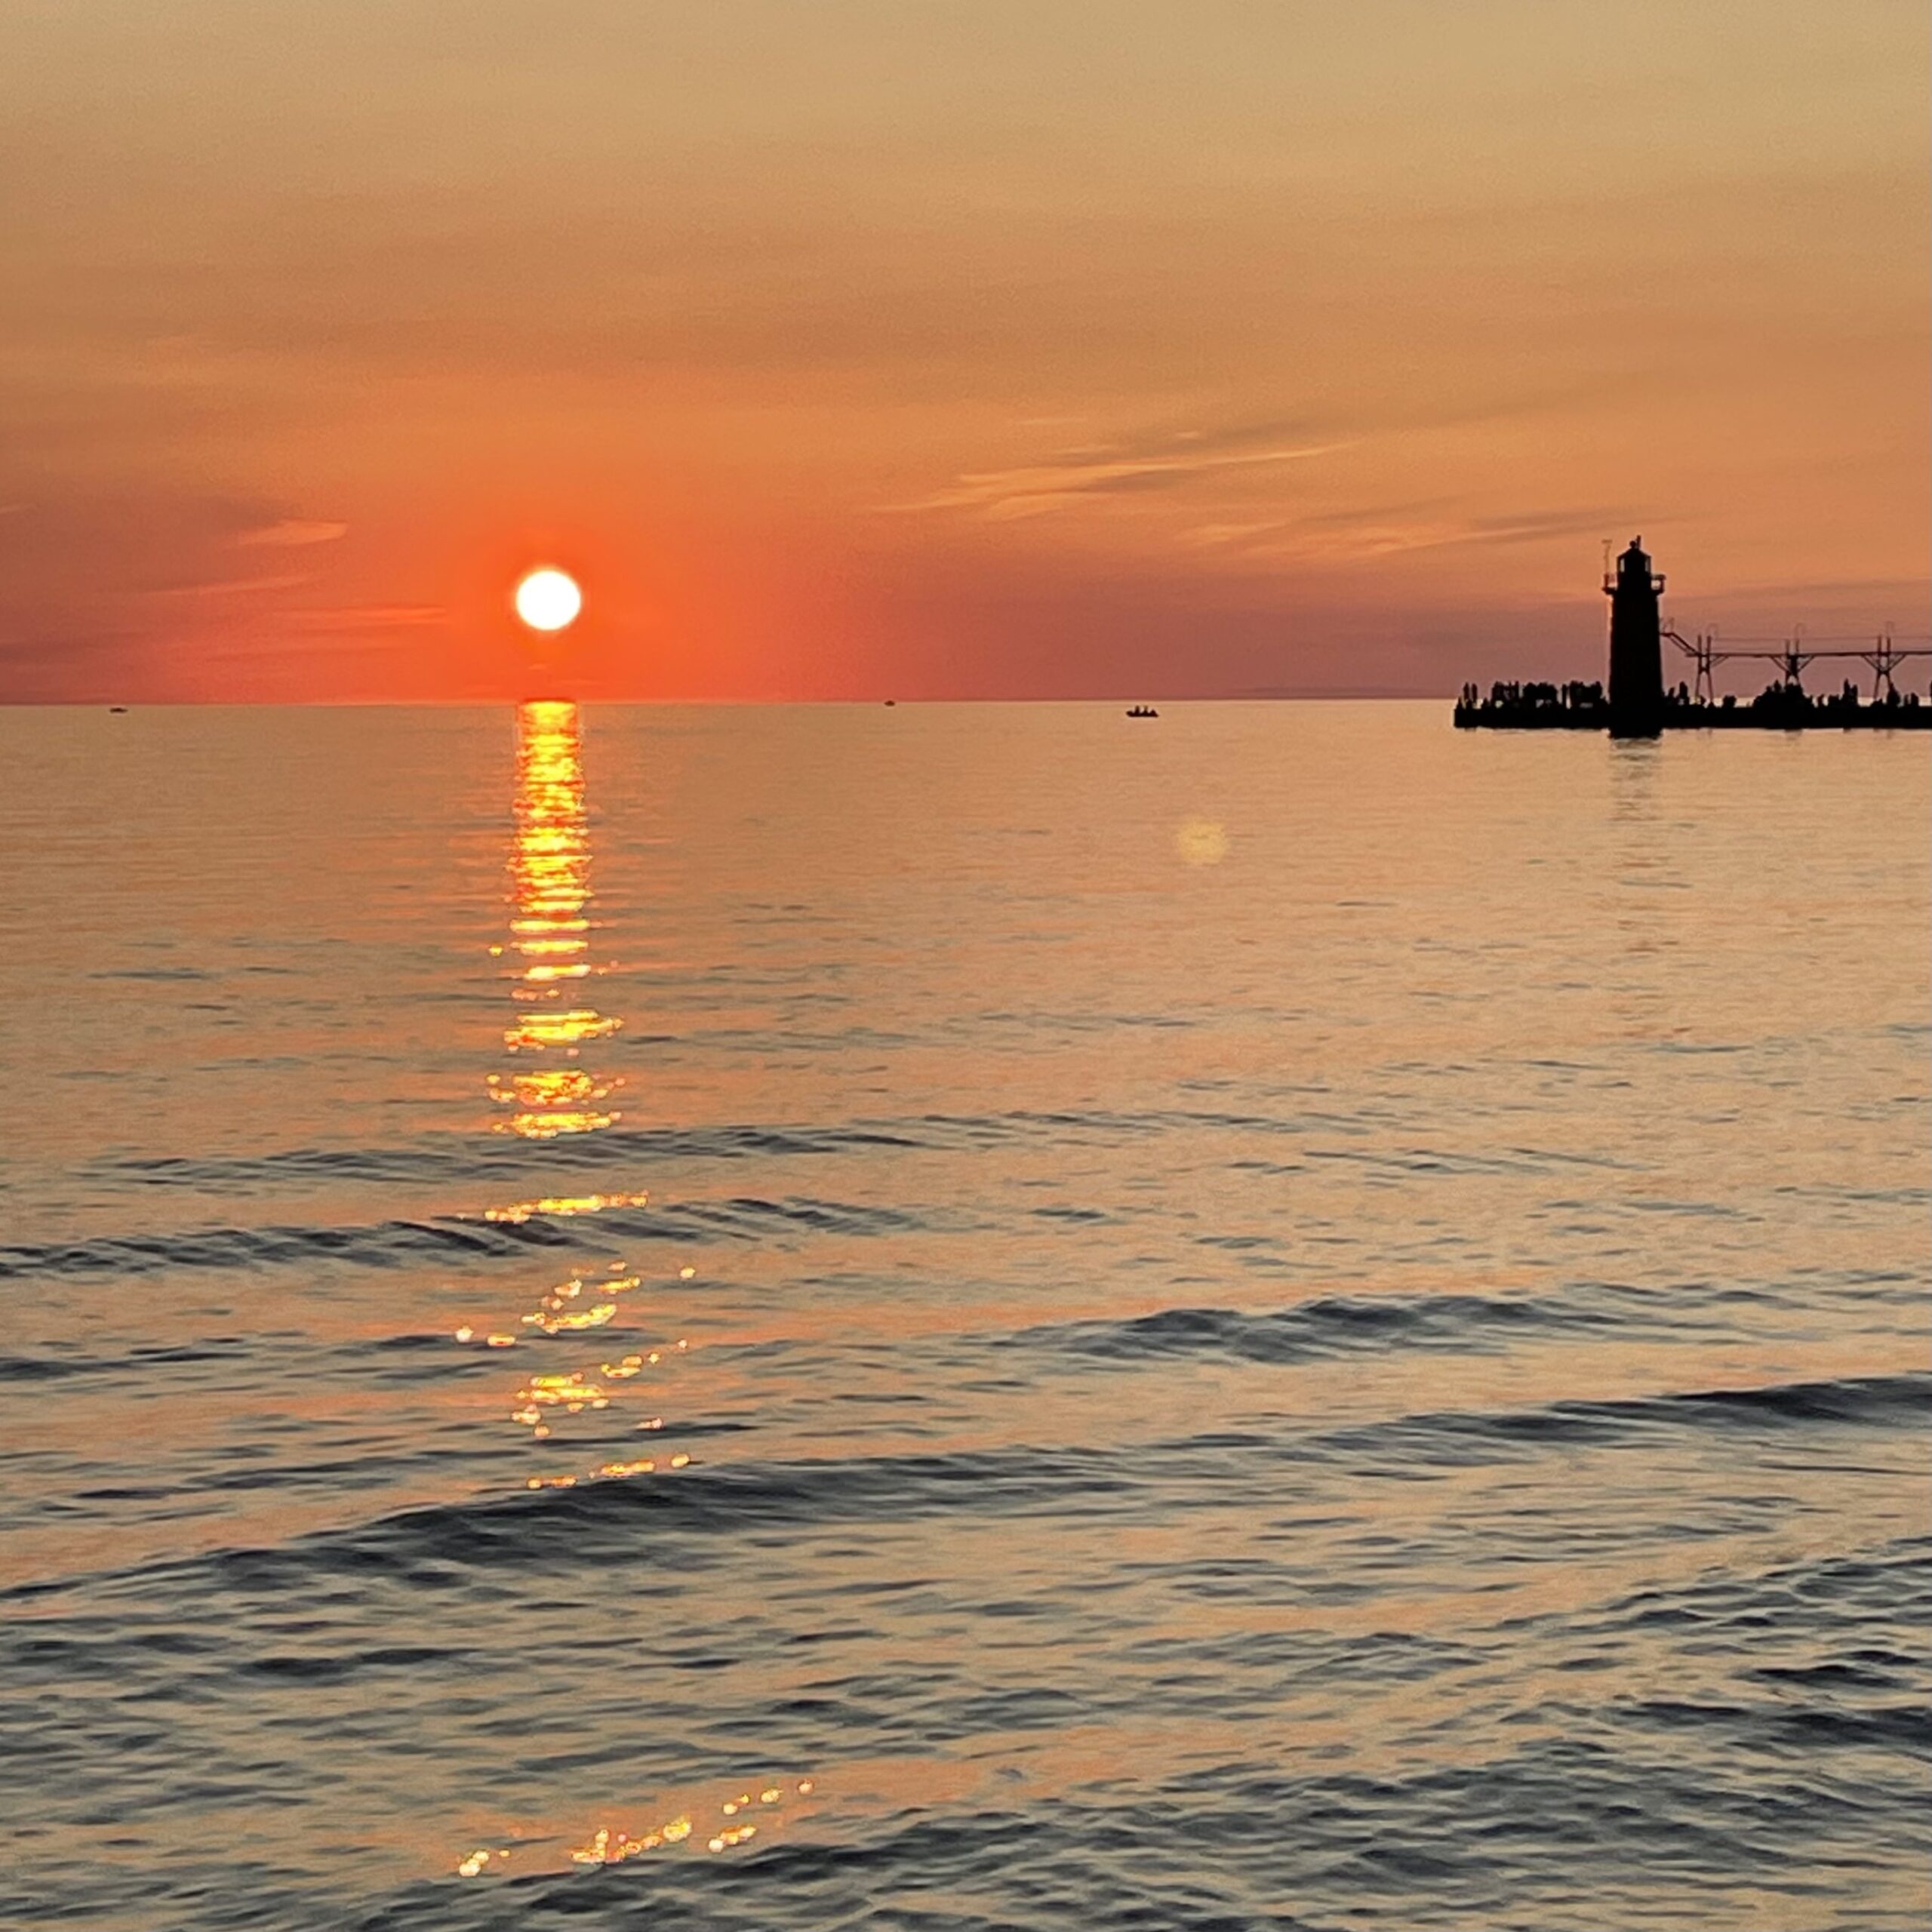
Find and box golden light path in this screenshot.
[491,700,620,1139]
[451,701,826,1878]
[513,567,583,632]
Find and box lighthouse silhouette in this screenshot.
[1604,537,1666,737]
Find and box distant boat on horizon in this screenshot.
[1125,704,1158,718]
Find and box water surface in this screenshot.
[1,701,1926,1930]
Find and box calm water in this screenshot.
[1,701,1926,1931]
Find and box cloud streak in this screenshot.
[284,604,446,631]
[140,571,315,599]
[884,434,1352,520]
[1229,505,1632,566]
[236,518,348,548]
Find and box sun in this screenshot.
[514,568,583,633]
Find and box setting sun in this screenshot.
[514,568,583,634]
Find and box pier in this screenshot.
[1455,540,1930,732]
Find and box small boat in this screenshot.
[108,706,128,714]
[1125,704,1158,718]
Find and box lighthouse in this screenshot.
[1604,536,1666,737]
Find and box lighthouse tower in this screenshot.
[1604,537,1666,737]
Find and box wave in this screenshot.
[1032,1293,1617,1364]
[1319,1372,1932,1466]
[0,1330,461,1388]
[163,1670,1932,1930]
[0,1194,968,1282]
[0,1214,578,1280]
[19,1376,1924,1613]
[97,1118,940,1192]
[17,1444,1137,1608]
[1586,1536,1932,1648]
[87,1101,1648,1200]
[86,1107,1175,1197]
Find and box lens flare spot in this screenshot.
[1175,817,1229,866]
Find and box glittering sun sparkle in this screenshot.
[515,568,583,633]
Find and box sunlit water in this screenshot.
[1,701,1926,1931]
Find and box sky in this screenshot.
[2,0,1926,702]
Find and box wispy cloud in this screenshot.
[884,427,1350,520]
[285,604,446,631]
[143,571,315,598]
[236,518,349,548]
[1233,505,1626,565]
[1177,519,1291,549]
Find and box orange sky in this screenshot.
[2,1,1925,701]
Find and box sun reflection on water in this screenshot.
[494,700,622,1137]
[445,701,798,1881]
[533,1780,814,1875]
[482,1189,651,1226]
[469,710,701,1473]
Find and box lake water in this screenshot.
[1,701,1926,1930]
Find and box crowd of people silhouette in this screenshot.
[1455,675,1926,731]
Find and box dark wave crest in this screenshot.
[0,1194,966,1281]
[1321,1372,1932,1466]
[22,1375,1924,1613]
[1034,1292,1616,1364]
